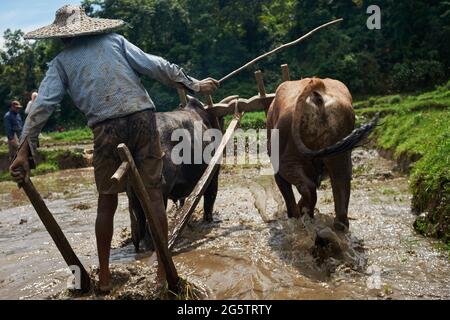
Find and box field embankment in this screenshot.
[0,128,93,181]
[355,81,450,248]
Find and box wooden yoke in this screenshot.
[255,70,266,97]
[111,144,180,292]
[281,64,291,82]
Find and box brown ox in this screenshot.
[267,77,378,230]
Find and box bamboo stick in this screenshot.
[219,18,343,83]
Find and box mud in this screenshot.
[0,149,449,300]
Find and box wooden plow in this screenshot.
[137,64,293,283]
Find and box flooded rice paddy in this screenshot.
[0,149,448,300]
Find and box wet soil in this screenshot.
[0,149,448,300]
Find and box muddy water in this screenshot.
[0,169,137,299]
[0,149,449,299]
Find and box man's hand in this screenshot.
[198,78,220,95]
[10,140,31,184]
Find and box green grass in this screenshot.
[45,128,93,143]
[0,170,10,182]
[224,111,267,130]
[0,128,93,182]
[357,80,450,248]
[355,80,450,117]
[0,144,8,153]
[0,149,86,182]
[0,128,92,154]
[33,162,59,175]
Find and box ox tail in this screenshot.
[306,115,378,158]
[291,78,379,158]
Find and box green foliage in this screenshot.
[225,111,267,130]
[46,128,93,143]
[357,82,450,245]
[392,60,446,92]
[1,0,449,135]
[33,162,59,176]
[389,95,402,104]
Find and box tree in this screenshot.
[1,0,449,134]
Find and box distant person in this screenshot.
[10,4,219,292]
[25,90,38,115]
[3,100,23,163]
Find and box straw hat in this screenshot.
[24,5,125,40]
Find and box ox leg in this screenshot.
[203,169,219,222]
[324,152,352,231]
[163,195,169,209]
[275,173,300,218]
[127,188,154,252]
[296,179,317,219]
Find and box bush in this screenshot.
[368,97,377,107]
[392,60,446,92]
[389,95,402,104]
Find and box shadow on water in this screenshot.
[173,217,252,255]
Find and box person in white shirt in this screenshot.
[24,91,38,115]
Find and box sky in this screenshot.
[0,0,82,47]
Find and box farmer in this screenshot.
[4,100,23,163]
[10,4,219,292]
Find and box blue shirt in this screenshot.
[21,33,201,148]
[3,110,23,140]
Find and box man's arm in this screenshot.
[121,36,218,94]
[25,101,32,115]
[10,60,66,183]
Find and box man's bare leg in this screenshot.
[96,193,118,291]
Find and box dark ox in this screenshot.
[127,97,223,252]
[267,78,378,231]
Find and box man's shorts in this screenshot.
[92,109,164,195]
